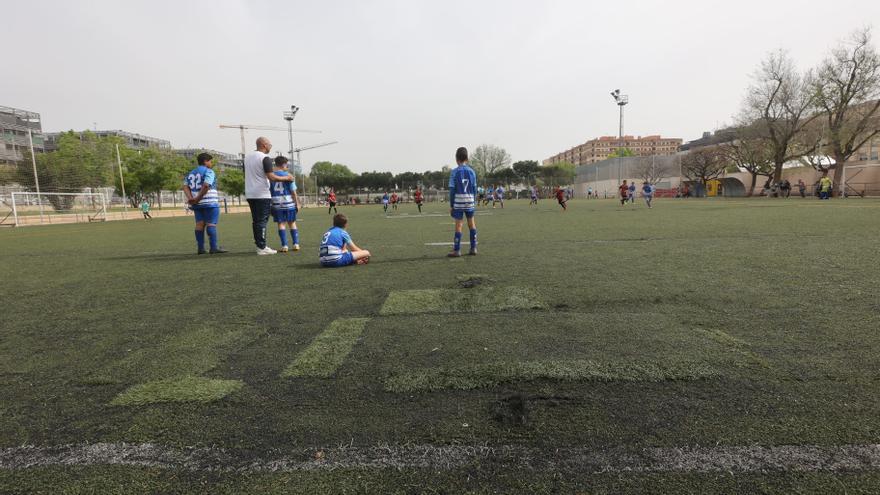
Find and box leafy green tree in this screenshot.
[512,160,540,182]
[607,147,635,159]
[116,148,189,208]
[219,168,245,204]
[539,161,576,187]
[310,161,356,192]
[16,131,123,210]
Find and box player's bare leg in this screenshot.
[352,249,371,265]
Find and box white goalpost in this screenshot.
[6,192,107,227]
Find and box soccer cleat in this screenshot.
[447,251,462,258]
[209,248,228,254]
[468,248,478,256]
[280,246,289,253]
[197,249,207,255]
[256,246,277,256]
[292,244,301,252]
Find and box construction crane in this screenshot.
[219,124,321,166]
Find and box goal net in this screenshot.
[5,192,107,227]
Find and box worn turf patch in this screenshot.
[695,328,772,369]
[110,376,244,406]
[384,359,719,393]
[380,287,546,315]
[87,326,259,385]
[281,318,370,378]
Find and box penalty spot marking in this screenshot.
[3,442,880,474]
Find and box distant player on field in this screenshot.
[183,152,226,254]
[628,182,636,203]
[484,186,494,207]
[390,192,399,211]
[555,186,568,211]
[477,186,485,207]
[493,185,505,209]
[529,185,538,206]
[619,180,629,206]
[641,181,655,209]
[141,199,152,219]
[448,147,478,257]
[327,188,337,215]
[319,214,370,267]
[270,156,301,252]
[414,186,424,214]
[382,192,390,214]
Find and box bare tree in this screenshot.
[470,144,511,177]
[681,148,726,197]
[718,127,775,196]
[635,156,671,185]
[814,27,880,196]
[741,50,821,182]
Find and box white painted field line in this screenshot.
[425,242,454,246]
[2,443,880,474]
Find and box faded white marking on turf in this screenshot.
[2,443,880,474]
[425,242,454,246]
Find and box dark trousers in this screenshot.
[247,198,272,249]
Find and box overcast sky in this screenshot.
[4,0,879,173]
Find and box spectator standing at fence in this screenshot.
[797,179,806,198]
[245,137,294,255]
[782,179,792,198]
[140,199,152,220]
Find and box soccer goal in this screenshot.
[5,192,107,227]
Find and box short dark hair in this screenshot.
[333,213,347,229]
[275,156,289,166]
[456,147,468,163]
[197,152,213,165]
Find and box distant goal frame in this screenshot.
[2,192,108,227]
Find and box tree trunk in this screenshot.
[773,161,784,183]
[831,153,846,198]
[747,173,757,197]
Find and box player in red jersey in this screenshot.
[327,189,338,215]
[555,186,568,211]
[390,192,399,211]
[414,187,424,214]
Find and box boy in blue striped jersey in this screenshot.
[448,147,478,257]
[319,214,370,267]
[183,152,226,255]
[270,156,301,253]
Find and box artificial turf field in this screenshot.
[1,197,879,494]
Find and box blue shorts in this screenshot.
[321,252,354,268]
[193,206,220,224]
[272,208,298,223]
[451,209,475,220]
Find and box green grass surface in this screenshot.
[111,376,244,406]
[2,197,880,493]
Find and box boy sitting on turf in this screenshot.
[319,214,370,267]
[270,156,301,252]
[448,146,478,257]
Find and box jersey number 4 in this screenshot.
[274,182,286,193]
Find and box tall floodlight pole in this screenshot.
[116,144,128,219]
[27,128,44,222]
[283,105,299,167]
[611,89,629,184]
